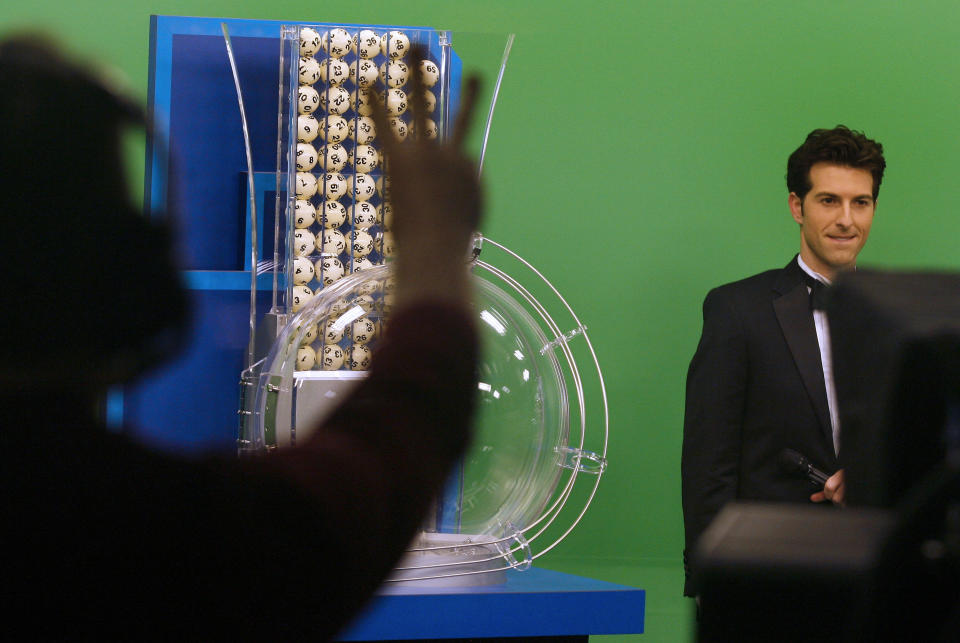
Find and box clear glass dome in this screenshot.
[249,238,608,584]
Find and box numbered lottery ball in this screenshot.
[291,285,314,312]
[296,345,316,370]
[293,229,316,257]
[300,27,321,57]
[296,143,318,171]
[317,114,348,144]
[322,28,352,58]
[381,31,410,59]
[320,199,347,228]
[348,343,372,370]
[348,173,378,202]
[380,201,394,229]
[294,199,316,228]
[422,89,436,113]
[412,118,438,140]
[418,60,440,88]
[379,60,409,88]
[357,278,381,297]
[351,257,375,273]
[321,173,347,200]
[319,57,349,86]
[319,86,350,115]
[379,231,396,258]
[351,88,375,116]
[300,322,319,345]
[318,143,347,172]
[353,294,376,312]
[350,59,379,88]
[383,88,407,116]
[317,228,347,256]
[298,115,320,143]
[349,229,374,258]
[349,144,379,173]
[323,318,344,344]
[321,344,345,370]
[351,317,377,343]
[349,202,379,229]
[387,116,408,141]
[349,116,376,145]
[352,29,381,59]
[316,256,345,285]
[299,56,321,85]
[293,256,315,285]
[298,85,320,114]
[295,172,318,199]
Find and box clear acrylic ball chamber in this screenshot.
[251,237,608,585]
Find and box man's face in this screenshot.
[788,162,876,280]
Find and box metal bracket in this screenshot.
[556,446,607,475]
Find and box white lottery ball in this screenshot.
[349,145,379,173]
[422,89,436,113]
[296,345,316,370]
[300,322,319,345]
[352,29,382,59]
[357,278,380,297]
[299,56,321,85]
[316,256,345,285]
[293,256,315,285]
[321,173,347,200]
[320,199,347,228]
[318,143,348,172]
[322,28,352,58]
[319,86,350,115]
[348,173,378,202]
[353,294,376,312]
[329,298,350,317]
[317,228,347,256]
[383,88,408,116]
[300,27,321,57]
[381,201,394,229]
[296,143,318,171]
[349,59,379,89]
[381,31,410,59]
[317,114,348,144]
[379,60,409,88]
[379,231,396,258]
[291,285,314,312]
[351,88,375,116]
[349,202,379,229]
[318,57,349,86]
[321,344,345,370]
[294,199,316,228]
[348,229,374,258]
[298,115,320,143]
[351,317,377,343]
[352,257,375,273]
[348,343,372,370]
[418,60,439,88]
[323,318,344,344]
[295,172,318,199]
[293,228,316,257]
[298,85,320,114]
[349,116,377,145]
[387,116,408,141]
[418,118,438,140]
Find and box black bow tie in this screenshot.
[804,274,828,311]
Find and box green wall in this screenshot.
[6,2,959,640]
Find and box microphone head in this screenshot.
[779,448,808,474]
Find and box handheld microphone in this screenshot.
[779,448,829,486]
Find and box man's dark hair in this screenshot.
[786,125,886,200]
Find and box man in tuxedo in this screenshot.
[681,126,887,597]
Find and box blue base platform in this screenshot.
[339,567,645,641]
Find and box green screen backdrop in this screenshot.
[5,1,959,641]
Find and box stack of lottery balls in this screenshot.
[292,26,439,371]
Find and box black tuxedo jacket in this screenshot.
[681,256,840,595]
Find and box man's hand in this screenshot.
[810,468,845,506]
[369,46,482,310]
